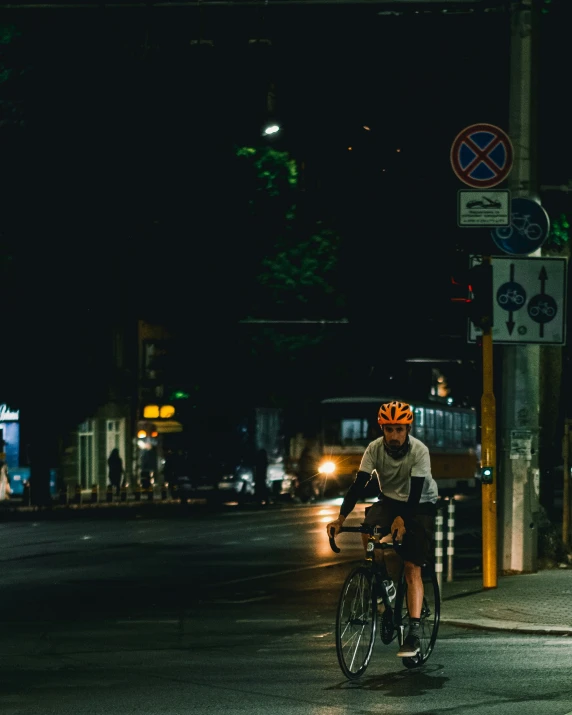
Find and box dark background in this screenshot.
[0,0,570,419]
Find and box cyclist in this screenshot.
[326,400,438,658]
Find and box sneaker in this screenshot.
[397,634,421,658]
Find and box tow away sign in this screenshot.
[458,190,510,227]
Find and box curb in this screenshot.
[440,618,572,636]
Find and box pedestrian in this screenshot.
[107,448,124,496]
[0,460,10,500]
[255,448,269,505]
[296,438,321,502]
[140,446,157,490]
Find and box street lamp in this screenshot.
[263,122,281,136]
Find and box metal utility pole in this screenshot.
[500,0,540,574]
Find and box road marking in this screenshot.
[214,595,272,604]
[237,619,300,623]
[215,559,355,587]
[116,619,179,624]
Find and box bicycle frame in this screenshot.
[330,525,407,642]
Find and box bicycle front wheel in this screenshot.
[335,567,376,679]
[401,565,441,668]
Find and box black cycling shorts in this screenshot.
[362,496,436,567]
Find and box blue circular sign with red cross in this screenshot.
[450,123,513,188]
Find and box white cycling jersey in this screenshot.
[358,435,438,504]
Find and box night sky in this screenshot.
[0,0,570,412]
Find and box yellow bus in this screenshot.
[316,396,479,496]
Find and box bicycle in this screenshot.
[498,289,525,306]
[496,212,542,242]
[529,301,555,318]
[329,524,440,680]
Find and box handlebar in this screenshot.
[328,525,399,554]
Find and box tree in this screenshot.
[233,144,348,404]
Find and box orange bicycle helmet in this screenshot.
[377,401,414,425]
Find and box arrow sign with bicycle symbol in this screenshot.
[491,197,550,255]
[468,255,567,345]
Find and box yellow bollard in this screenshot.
[90,484,98,504]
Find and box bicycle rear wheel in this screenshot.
[335,567,376,679]
[400,565,440,668]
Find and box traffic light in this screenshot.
[468,261,494,331]
[481,466,494,484]
[449,260,493,331]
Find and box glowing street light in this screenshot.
[263,123,281,136]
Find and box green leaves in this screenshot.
[0,24,20,45]
[236,145,297,199]
[258,226,344,313]
[234,142,347,389]
[546,212,570,251]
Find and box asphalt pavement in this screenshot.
[1,495,571,637]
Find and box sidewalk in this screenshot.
[440,567,572,635]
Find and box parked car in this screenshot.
[171,451,256,502]
[169,408,291,502]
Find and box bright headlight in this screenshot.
[318,461,336,475]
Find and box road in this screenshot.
[0,501,571,715]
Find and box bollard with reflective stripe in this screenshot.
[434,510,444,601]
[447,499,455,583]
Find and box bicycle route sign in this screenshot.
[468,255,567,345]
[450,123,513,189]
[491,197,550,255]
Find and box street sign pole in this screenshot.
[480,255,498,589]
[563,421,570,550]
[449,113,513,589]
[500,0,540,575]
